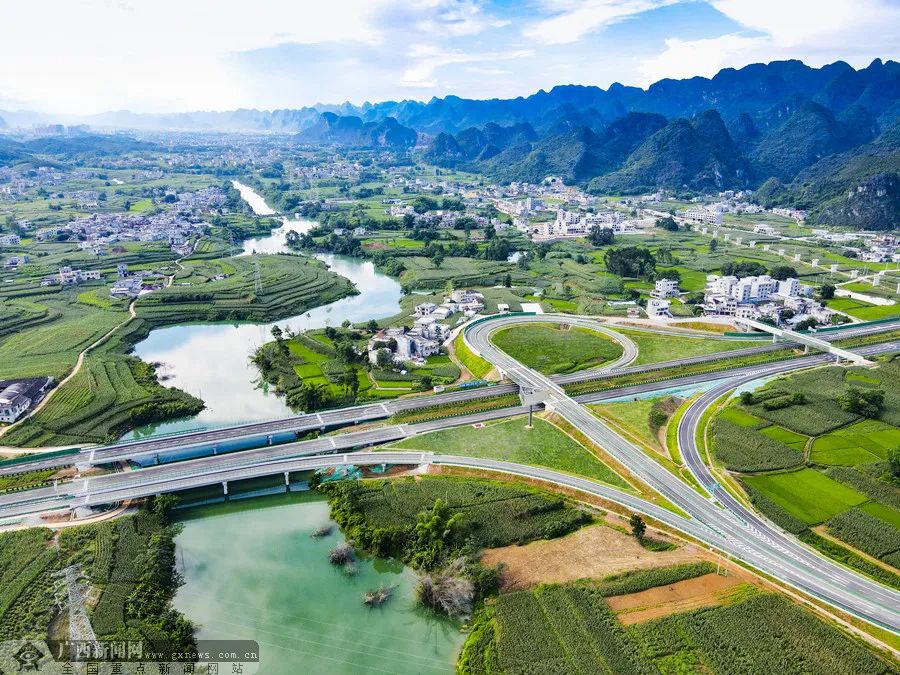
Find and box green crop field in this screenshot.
[0,510,192,648]
[0,301,126,380]
[827,297,900,321]
[458,582,892,674]
[617,329,761,366]
[322,476,592,555]
[392,416,629,488]
[3,353,203,447]
[810,419,900,465]
[758,424,808,450]
[718,406,762,427]
[744,469,869,524]
[712,418,804,473]
[492,323,623,375]
[135,253,354,325]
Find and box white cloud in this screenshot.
[525,0,678,44]
[0,0,389,113]
[401,44,533,88]
[639,0,900,85]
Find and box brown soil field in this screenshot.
[607,573,755,625]
[481,523,701,590]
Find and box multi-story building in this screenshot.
[651,278,680,299]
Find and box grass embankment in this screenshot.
[491,323,623,375]
[453,332,493,379]
[0,504,194,651]
[391,416,629,488]
[389,392,521,425]
[619,328,764,367]
[458,567,893,674]
[563,347,798,397]
[709,359,900,584]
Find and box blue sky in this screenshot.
[1,0,898,113]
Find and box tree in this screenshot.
[769,265,798,281]
[151,494,179,518]
[483,224,496,240]
[375,348,393,369]
[415,499,463,552]
[603,246,656,279]
[720,260,766,277]
[888,448,900,480]
[629,514,646,541]
[656,268,681,282]
[271,325,284,343]
[740,391,754,405]
[503,273,512,288]
[655,216,679,232]
[587,226,614,246]
[431,251,444,269]
[838,387,884,418]
[821,283,836,300]
[367,319,379,333]
[709,239,719,252]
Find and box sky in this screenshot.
[0,0,898,114]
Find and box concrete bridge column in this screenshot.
[89,449,95,463]
[222,481,228,496]
[267,435,273,446]
[772,334,779,344]
[803,344,809,354]
[212,445,218,455]
[284,471,290,490]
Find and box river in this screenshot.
[173,491,462,674]
[124,182,403,438]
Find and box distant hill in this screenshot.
[756,121,900,229]
[587,110,750,194]
[296,113,417,148]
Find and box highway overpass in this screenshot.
[735,317,873,365]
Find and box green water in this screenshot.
[172,492,463,674]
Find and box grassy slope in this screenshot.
[492,323,623,375]
[392,416,629,488]
[618,329,762,366]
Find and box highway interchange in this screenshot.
[1,314,900,633]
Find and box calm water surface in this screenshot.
[124,182,402,437]
[173,492,462,674]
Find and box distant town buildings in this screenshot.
[651,278,680,299]
[684,207,724,225]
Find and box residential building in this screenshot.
[684,208,724,225]
[651,278,680,299]
[0,234,21,246]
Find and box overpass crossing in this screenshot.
[735,317,873,365]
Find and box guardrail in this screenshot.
[0,447,80,468]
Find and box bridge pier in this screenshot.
[772,334,778,344]
[803,344,809,354]
[284,471,290,490]
[267,435,273,446]
[222,481,228,496]
[212,445,218,455]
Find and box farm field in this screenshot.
[0,509,192,649]
[743,469,869,524]
[0,300,126,380]
[458,575,894,674]
[390,415,629,488]
[809,419,900,465]
[3,353,203,447]
[322,476,593,553]
[827,297,900,321]
[135,253,354,325]
[491,322,623,375]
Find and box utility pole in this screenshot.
[54,564,100,667]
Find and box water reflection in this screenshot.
[125,184,403,437]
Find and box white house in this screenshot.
[651,278,680,299]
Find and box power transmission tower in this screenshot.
[54,564,100,658]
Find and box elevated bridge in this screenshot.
[735,318,873,366]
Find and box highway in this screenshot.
[2,313,900,630]
[3,315,896,477]
[464,316,900,633]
